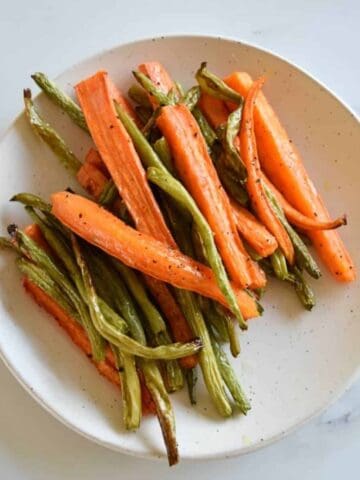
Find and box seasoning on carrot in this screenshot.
[51,191,260,320]
[157,103,264,289]
[239,77,295,264]
[225,71,355,282]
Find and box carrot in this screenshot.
[51,191,260,320]
[76,71,197,367]
[198,93,229,129]
[261,174,347,231]
[138,61,177,107]
[239,77,295,263]
[197,83,341,232]
[157,103,264,289]
[85,147,109,176]
[225,71,355,281]
[77,161,109,199]
[76,150,196,368]
[75,71,174,246]
[230,200,278,257]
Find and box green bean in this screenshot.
[90,252,183,391]
[10,193,51,212]
[128,84,152,108]
[147,166,248,330]
[98,180,118,207]
[213,156,249,206]
[132,71,173,106]
[31,72,88,132]
[270,249,288,281]
[191,224,240,356]
[111,345,141,431]
[286,267,316,311]
[140,359,178,466]
[162,200,232,417]
[153,137,176,174]
[200,299,229,343]
[185,368,197,405]
[192,107,218,149]
[85,250,146,345]
[16,257,79,320]
[175,81,184,97]
[15,228,106,361]
[110,259,166,336]
[219,106,247,180]
[210,334,250,414]
[195,62,243,104]
[0,236,22,255]
[23,89,82,175]
[264,184,321,279]
[180,86,201,111]
[72,237,201,360]
[72,239,179,460]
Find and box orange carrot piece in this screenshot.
[138,61,177,107]
[51,191,260,319]
[75,71,176,248]
[261,174,347,231]
[157,103,261,288]
[225,71,355,281]
[239,77,295,263]
[85,148,109,176]
[77,161,109,199]
[230,200,278,257]
[76,71,197,367]
[198,93,229,128]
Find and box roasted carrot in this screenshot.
[141,63,264,288]
[198,93,229,129]
[231,200,278,257]
[51,191,260,319]
[261,174,347,231]
[75,150,196,368]
[138,61,178,107]
[197,81,342,232]
[75,71,174,246]
[239,77,294,263]
[225,71,355,281]
[76,71,197,368]
[77,161,109,199]
[157,103,264,288]
[85,147,109,176]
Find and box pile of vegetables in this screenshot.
[0,61,354,465]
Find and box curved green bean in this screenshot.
[128,84,152,108]
[195,62,243,104]
[23,89,82,175]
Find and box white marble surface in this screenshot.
[0,0,359,478]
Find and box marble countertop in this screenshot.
[0,0,359,478]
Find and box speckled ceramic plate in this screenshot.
[0,35,359,461]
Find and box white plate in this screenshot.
[0,35,359,461]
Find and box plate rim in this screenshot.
[0,33,359,462]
